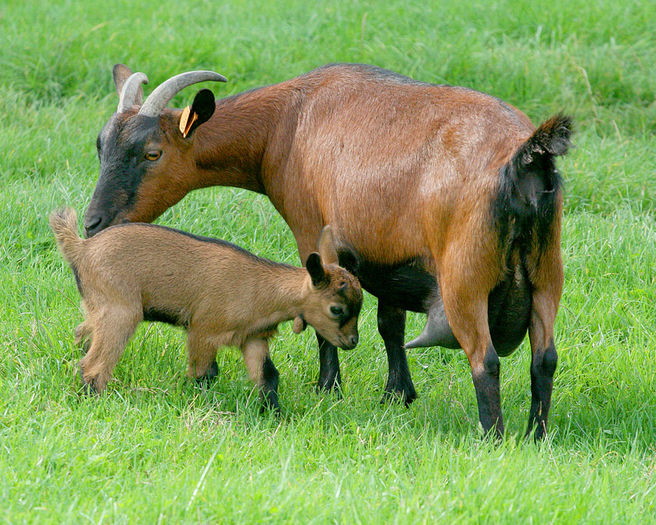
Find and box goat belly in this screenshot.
[142,305,189,327]
[349,257,436,313]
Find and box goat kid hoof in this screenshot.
[315,380,343,399]
[80,380,98,396]
[79,340,91,355]
[78,368,98,396]
[315,370,343,397]
[195,360,219,384]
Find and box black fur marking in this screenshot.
[541,341,558,377]
[492,115,572,262]
[316,333,341,394]
[527,339,557,440]
[143,306,187,327]
[71,265,84,296]
[85,115,161,237]
[378,302,417,406]
[472,344,503,437]
[261,356,280,411]
[482,344,500,377]
[338,250,435,313]
[337,300,362,330]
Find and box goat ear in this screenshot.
[292,316,307,334]
[179,89,216,138]
[306,252,328,287]
[317,225,339,266]
[113,64,137,98]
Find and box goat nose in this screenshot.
[83,214,104,238]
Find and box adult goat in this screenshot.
[85,63,572,438]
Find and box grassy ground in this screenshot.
[1,0,655,522]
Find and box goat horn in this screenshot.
[116,72,149,113]
[138,71,227,118]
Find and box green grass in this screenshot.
[1,0,655,522]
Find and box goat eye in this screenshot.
[330,306,344,318]
[145,150,161,161]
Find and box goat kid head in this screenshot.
[296,226,363,350]
[84,64,226,237]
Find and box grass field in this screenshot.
[1,0,655,522]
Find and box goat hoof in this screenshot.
[381,379,417,407]
[261,390,280,413]
[525,421,548,442]
[482,426,504,442]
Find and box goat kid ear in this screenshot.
[306,252,328,287]
[292,316,307,334]
[113,64,136,98]
[317,225,339,266]
[179,88,216,138]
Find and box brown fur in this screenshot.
[86,64,572,436]
[50,208,362,403]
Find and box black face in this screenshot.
[84,113,161,237]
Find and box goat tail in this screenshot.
[494,114,573,249]
[49,207,85,266]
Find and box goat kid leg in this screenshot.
[186,329,219,382]
[378,301,417,406]
[78,307,140,393]
[241,337,280,411]
[316,333,341,394]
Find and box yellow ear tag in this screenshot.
[179,106,198,138]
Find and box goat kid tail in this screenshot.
[49,207,86,266]
[495,114,573,246]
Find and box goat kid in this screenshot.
[49,208,362,409]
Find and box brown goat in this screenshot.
[50,208,362,409]
[84,63,572,438]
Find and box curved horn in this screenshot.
[138,71,227,118]
[116,72,149,113]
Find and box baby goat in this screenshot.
[49,208,362,409]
